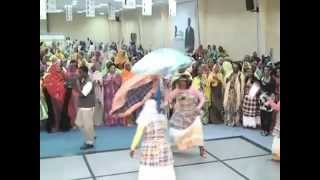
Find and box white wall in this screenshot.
[120,4,170,49]
[42,0,280,60]
[46,13,121,42]
[199,0,258,60]
[40,20,47,33]
[265,0,280,61]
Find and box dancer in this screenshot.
[167,72,206,157]
[75,66,96,150]
[130,99,176,180]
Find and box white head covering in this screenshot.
[136,99,166,127]
[248,82,260,98]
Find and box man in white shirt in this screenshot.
[75,66,96,150]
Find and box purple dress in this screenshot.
[103,73,123,126]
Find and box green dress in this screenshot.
[40,87,48,121]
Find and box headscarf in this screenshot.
[222,61,233,82]
[136,99,165,126]
[115,50,129,66]
[121,62,134,82]
[43,63,66,104]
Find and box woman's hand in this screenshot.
[130,150,135,158]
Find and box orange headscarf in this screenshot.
[121,62,134,82]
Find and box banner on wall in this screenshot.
[170,0,198,53]
[169,0,176,16]
[142,0,152,16]
[86,0,95,17]
[66,5,72,22]
[40,0,47,20]
[48,0,57,12]
[122,0,136,9]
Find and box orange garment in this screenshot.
[121,69,134,82]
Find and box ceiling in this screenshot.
[49,0,189,15]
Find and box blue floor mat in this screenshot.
[40,124,272,158]
[40,126,136,158]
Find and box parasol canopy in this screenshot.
[132,48,192,77]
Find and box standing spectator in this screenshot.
[75,66,96,150]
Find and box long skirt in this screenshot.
[209,85,223,124]
[169,116,204,151]
[43,88,55,133]
[138,165,176,180]
[40,97,48,121]
[224,89,240,126]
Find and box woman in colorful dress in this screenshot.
[40,76,48,128]
[223,62,242,127]
[43,62,66,132]
[207,64,224,124]
[199,64,211,124]
[103,63,124,126]
[64,60,79,128]
[259,65,276,136]
[167,73,206,157]
[121,62,135,126]
[130,99,175,180]
[242,80,260,128]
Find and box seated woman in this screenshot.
[167,72,206,157]
[218,46,228,58]
[130,99,176,180]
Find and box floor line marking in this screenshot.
[206,151,250,180]
[82,154,96,180]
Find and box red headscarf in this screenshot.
[43,63,66,104]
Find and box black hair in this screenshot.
[70,60,77,64]
[107,62,116,70]
[79,65,89,74]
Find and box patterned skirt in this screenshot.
[140,140,174,167]
[169,117,204,151]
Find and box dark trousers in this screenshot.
[261,110,273,133]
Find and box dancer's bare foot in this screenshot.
[199,146,207,158]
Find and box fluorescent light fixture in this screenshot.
[48,9,64,13]
[99,12,105,15]
[72,0,78,6]
[96,4,109,8]
[114,0,122,2]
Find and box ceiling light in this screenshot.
[100,12,105,15]
[48,9,64,13]
[114,0,122,2]
[77,10,85,14]
[72,0,78,6]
